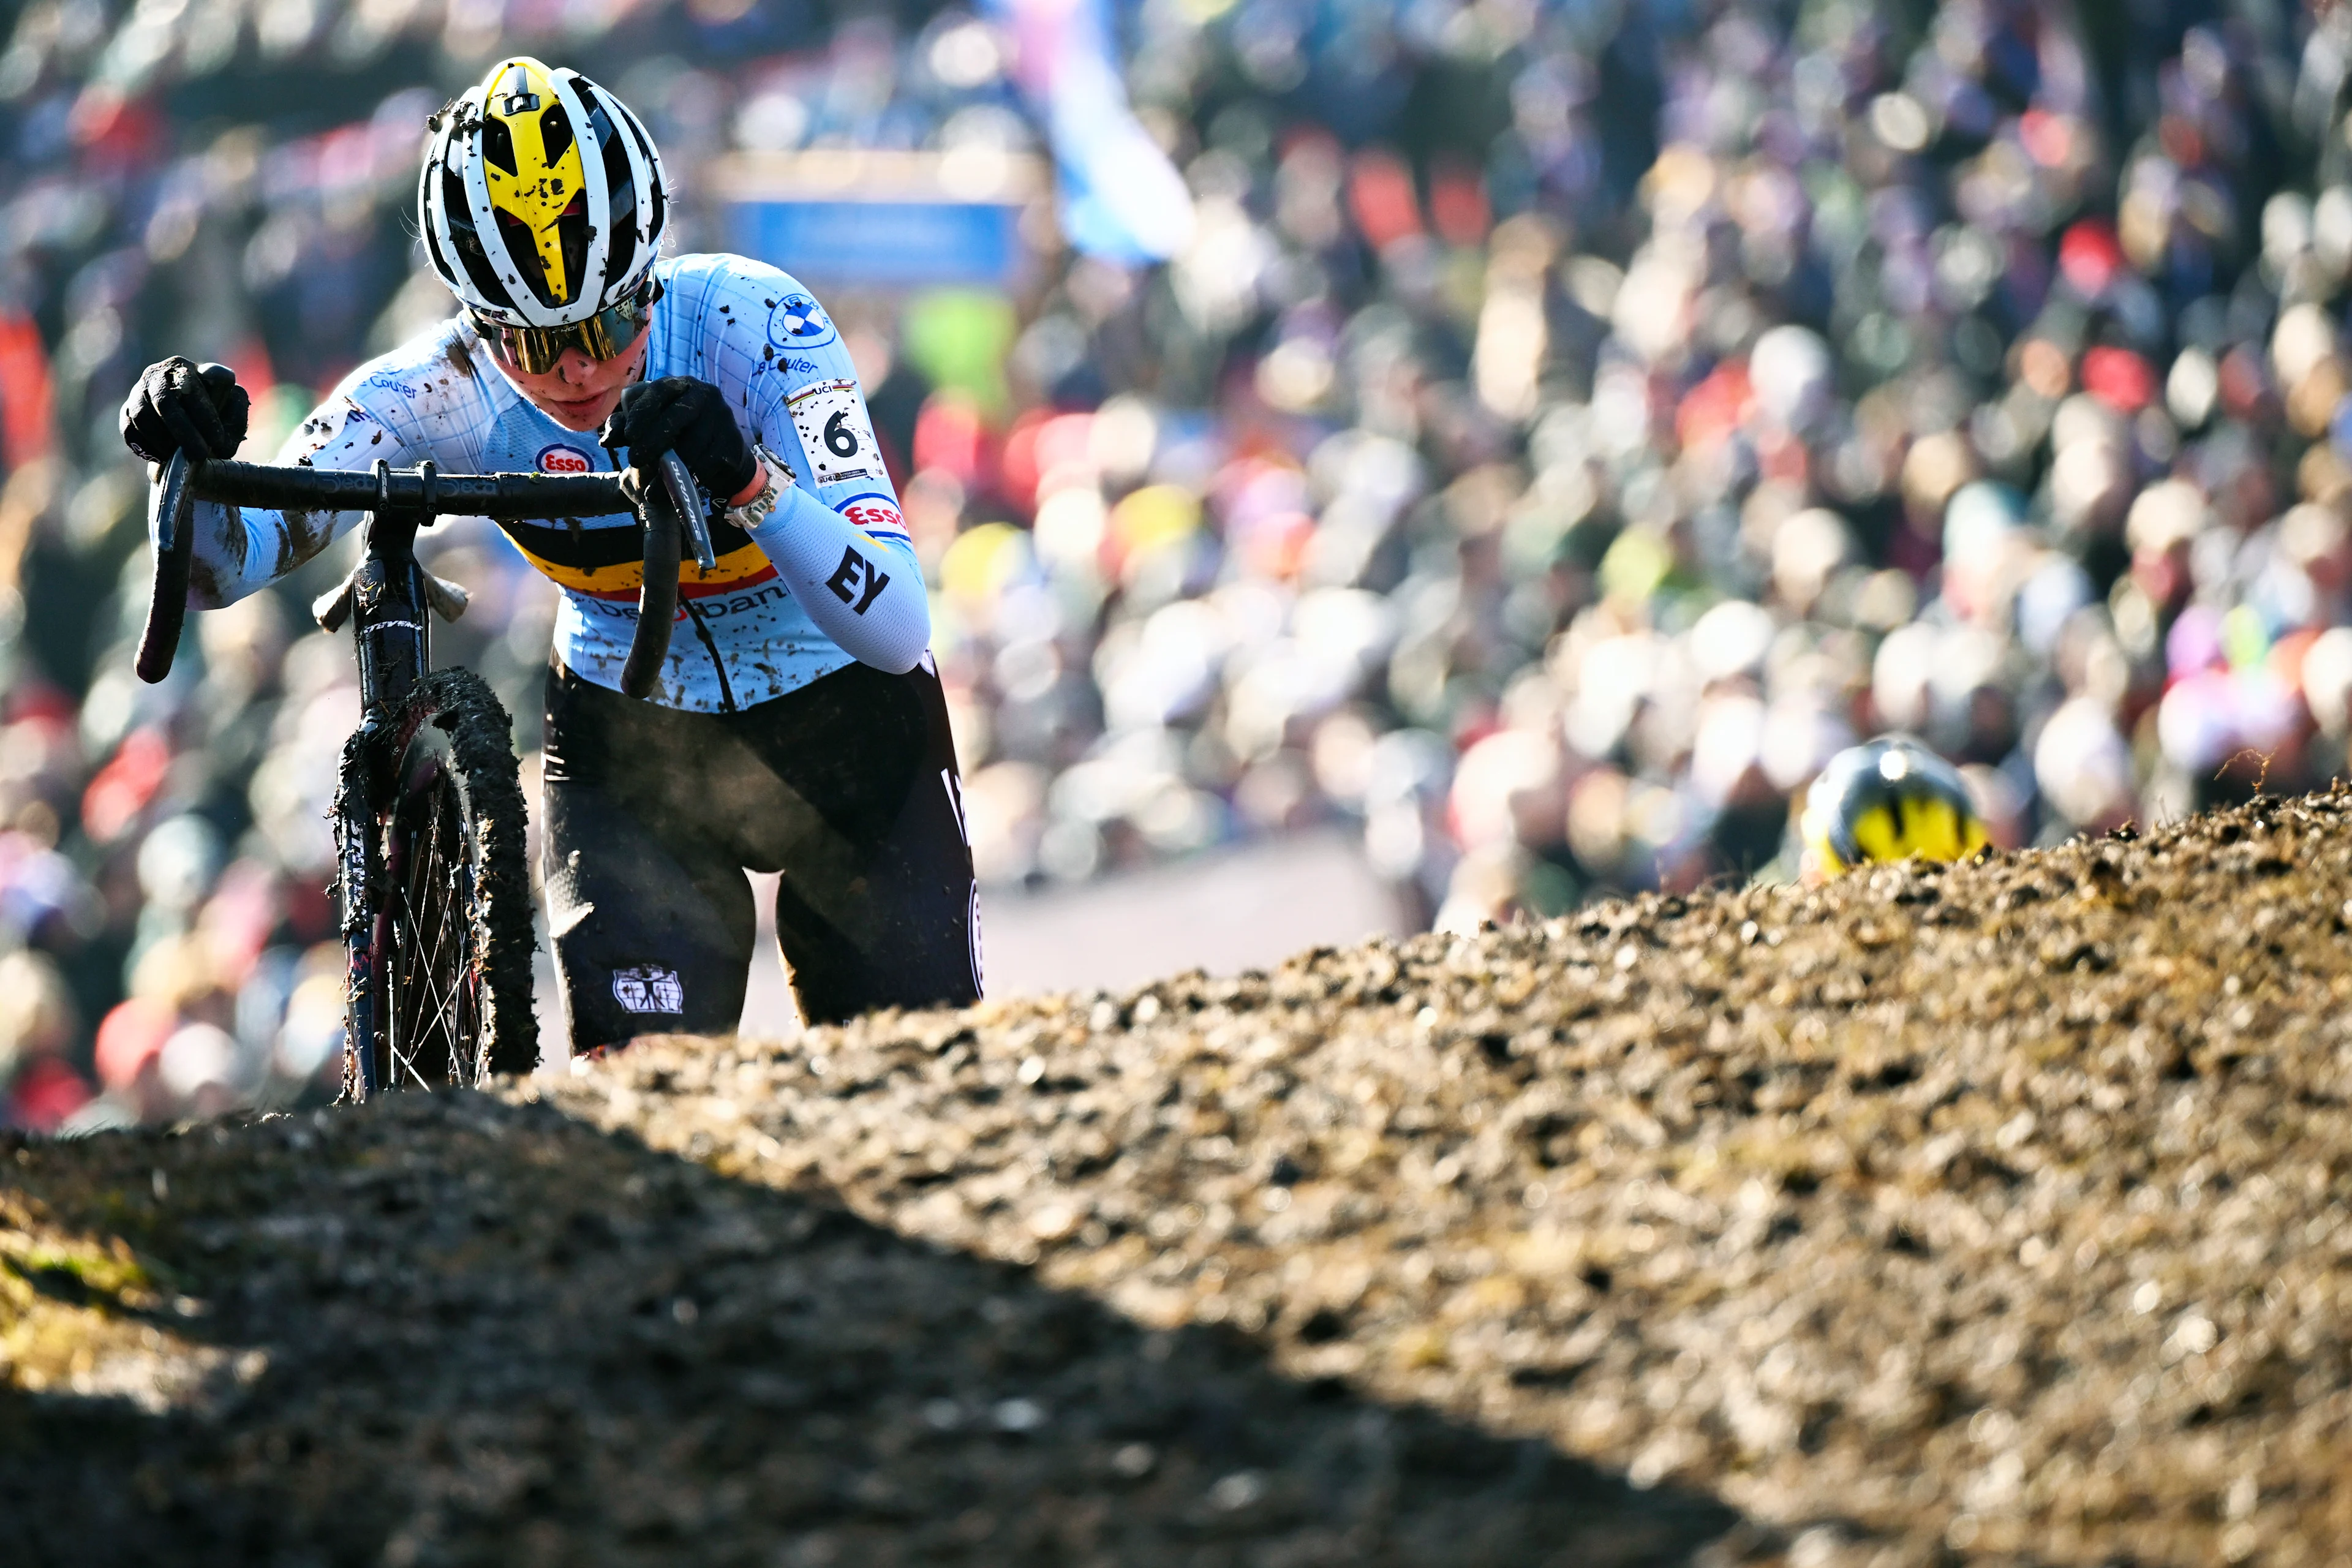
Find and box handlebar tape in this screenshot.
[186,459,628,519]
[135,451,198,684]
[622,464,682,700]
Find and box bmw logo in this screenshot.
[767,292,837,349]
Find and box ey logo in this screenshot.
[826,547,891,614]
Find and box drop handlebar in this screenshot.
[137,451,712,701]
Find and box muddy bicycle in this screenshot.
[135,448,715,1098]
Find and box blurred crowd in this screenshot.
[8,0,2352,1126]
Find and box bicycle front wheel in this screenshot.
[359,668,538,1091]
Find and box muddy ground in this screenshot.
[9,790,2352,1566]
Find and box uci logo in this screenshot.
[538,444,593,473]
[767,292,837,349]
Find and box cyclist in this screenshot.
[1798,734,1991,881]
[119,56,982,1052]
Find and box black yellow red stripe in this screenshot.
[503,534,780,600]
[494,510,779,600]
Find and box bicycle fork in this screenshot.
[336,461,435,1100]
[333,732,382,1099]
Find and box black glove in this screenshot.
[600,376,758,502]
[121,358,249,464]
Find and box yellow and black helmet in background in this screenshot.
[1800,735,1989,878]
[418,56,669,328]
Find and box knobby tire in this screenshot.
[341,669,536,1094]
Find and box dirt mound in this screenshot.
[10,790,2352,1566]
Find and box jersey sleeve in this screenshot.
[697,260,930,673]
[168,391,417,609]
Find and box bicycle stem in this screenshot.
[350,458,432,719]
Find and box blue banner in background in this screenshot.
[725,198,1028,287]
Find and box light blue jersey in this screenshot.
[183,254,922,712]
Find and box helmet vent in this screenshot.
[582,90,638,293]
[493,211,561,308]
[609,98,665,244]
[442,166,511,306]
[481,116,517,177]
[540,105,575,166]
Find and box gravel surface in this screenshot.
[10,790,2352,1565]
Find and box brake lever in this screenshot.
[660,450,718,573]
[135,450,199,684]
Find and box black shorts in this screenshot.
[540,658,982,1050]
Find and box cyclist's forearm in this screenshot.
[744,487,930,674]
[173,498,355,608]
[189,394,402,605]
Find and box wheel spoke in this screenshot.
[402,815,433,1058]
[388,916,429,1090]
[424,805,453,1055]
[360,680,520,1098]
[432,798,475,1077]
[426,786,476,1076]
[401,790,468,1081]
[398,912,440,1088]
[396,900,446,1080]
[392,901,426,1088]
[383,775,477,1088]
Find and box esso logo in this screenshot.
[538,444,594,473]
[845,502,904,532]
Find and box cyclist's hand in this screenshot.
[121,358,249,465]
[600,377,758,503]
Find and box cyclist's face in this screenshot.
[488,332,650,432]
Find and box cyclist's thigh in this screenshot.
[544,777,755,1049]
[542,670,756,1049]
[759,663,982,1024]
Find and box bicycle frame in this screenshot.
[138,449,710,1096]
[336,463,438,1095]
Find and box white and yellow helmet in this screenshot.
[1800,734,1990,879]
[418,56,669,330]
